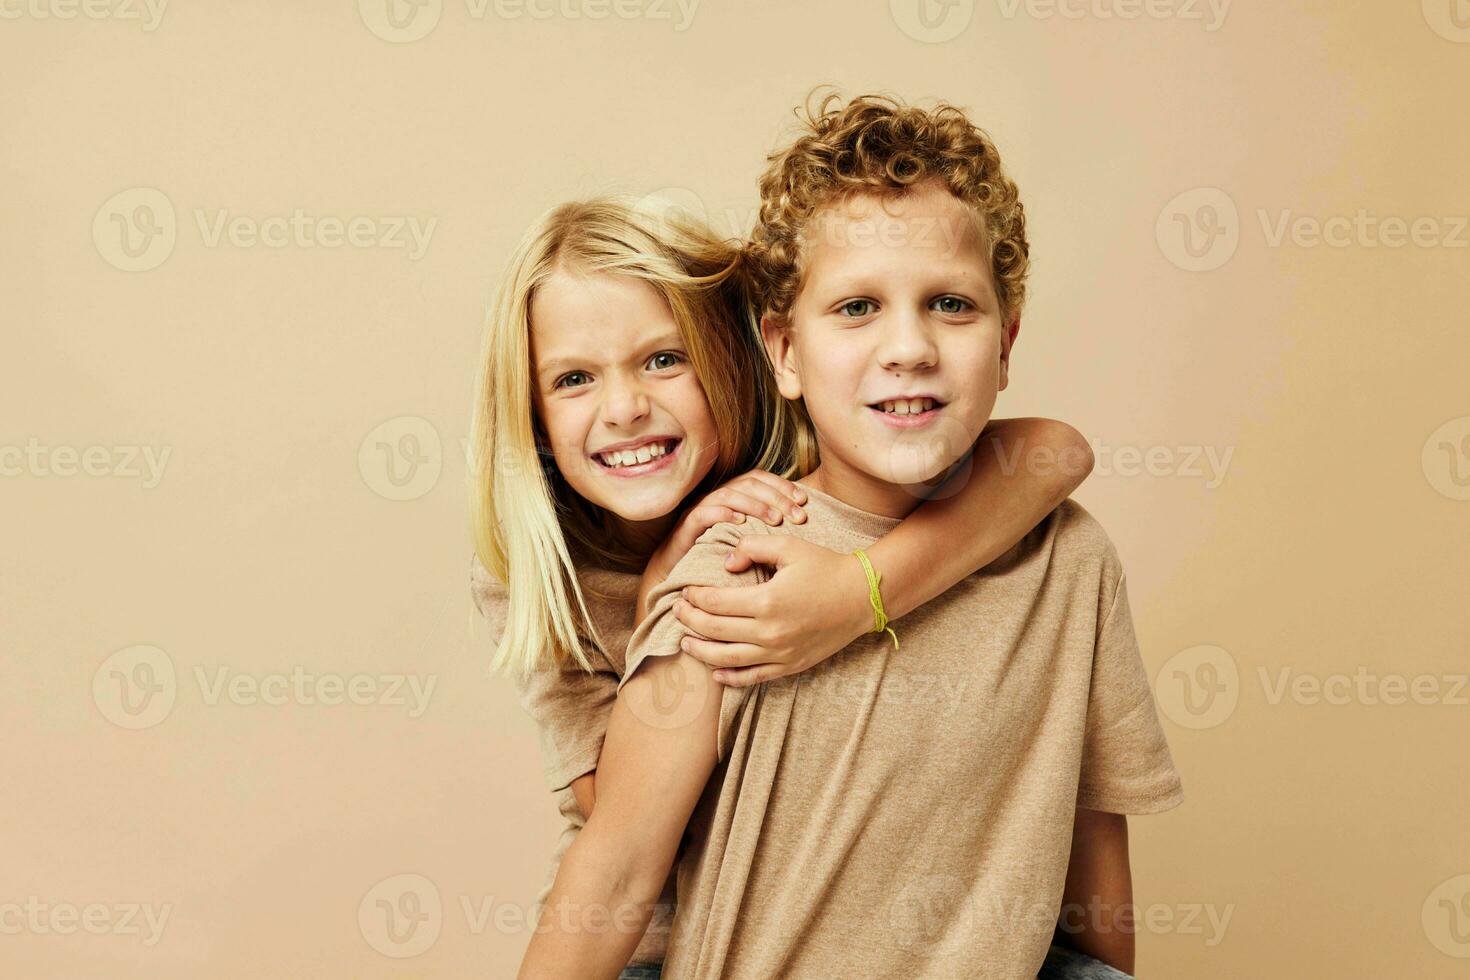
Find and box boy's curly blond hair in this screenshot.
[747,90,1030,323]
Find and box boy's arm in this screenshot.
[1054,808,1135,974]
[676,417,1094,685]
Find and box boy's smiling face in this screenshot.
[762,180,1019,517]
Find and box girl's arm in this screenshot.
[518,651,722,979]
[1053,808,1135,973]
[675,417,1095,685]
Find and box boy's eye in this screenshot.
[647,351,684,371]
[554,371,591,390]
[838,299,877,318]
[932,296,972,315]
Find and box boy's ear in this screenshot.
[998,315,1021,391]
[760,313,803,400]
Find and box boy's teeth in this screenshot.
[879,398,936,415]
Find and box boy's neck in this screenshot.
[800,460,923,521]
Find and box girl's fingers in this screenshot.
[723,534,800,572]
[691,504,743,531]
[711,664,787,688]
[730,472,806,522]
[744,470,808,506]
[675,599,761,643]
[682,582,766,618]
[678,635,767,670]
[713,488,785,526]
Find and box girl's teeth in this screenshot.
[600,441,672,468]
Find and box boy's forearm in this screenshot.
[1055,808,1135,974]
[517,822,667,979]
[865,417,1093,620]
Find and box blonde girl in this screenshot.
[470,196,1092,977]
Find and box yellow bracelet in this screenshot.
[852,549,899,650]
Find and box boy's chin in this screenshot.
[892,454,975,502]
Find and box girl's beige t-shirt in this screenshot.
[470,557,676,966]
[618,488,1184,980]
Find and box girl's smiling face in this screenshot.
[530,267,720,534]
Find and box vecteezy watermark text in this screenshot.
[0,898,172,946]
[0,0,167,30]
[1,439,171,488]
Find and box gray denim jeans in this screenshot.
[616,942,1134,979]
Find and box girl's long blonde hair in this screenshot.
[470,196,815,678]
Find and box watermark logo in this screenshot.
[1422,416,1470,501]
[93,188,177,272]
[358,0,443,42]
[359,416,443,501]
[889,874,973,952]
[1160,188,1468,271]
[623,652,708,730]
[359,874,442,958]
[1422,0,1470,42]
[1155,644,1238,729]
[93,189,437,270]
[884,414,978,495]
[890,0,975,42]
[1423,874,1470,957]
[1156,187,1239,272]
[634,186,712,234]
[93,645,178,730]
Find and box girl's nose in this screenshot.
[602,378,651,428]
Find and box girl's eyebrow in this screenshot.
[536,356,583,380]
[535,332,685,380]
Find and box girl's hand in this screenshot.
[672,536,873,687]
[635,471,807,622]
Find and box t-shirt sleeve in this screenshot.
[1075,571,1185,814]
[470,555,618,794]
[618,521,767,761]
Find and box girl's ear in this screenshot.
[760,313,803,400]
[998,314,1021,391]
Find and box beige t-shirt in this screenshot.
[619,487,1184,980]
[470,557,676,966]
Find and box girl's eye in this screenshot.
[554,371,591,390]
[932,296,972,315]
[647,351,684,371]
[839,299,876,318]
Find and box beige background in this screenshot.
[4,0,1469,976]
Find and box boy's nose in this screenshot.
[878,310,939,371]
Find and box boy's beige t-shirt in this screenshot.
[470,557,675,966]
[618,487,1184,980]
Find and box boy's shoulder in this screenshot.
[998,498,1125,585]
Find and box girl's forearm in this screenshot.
[865,417,1094,620]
